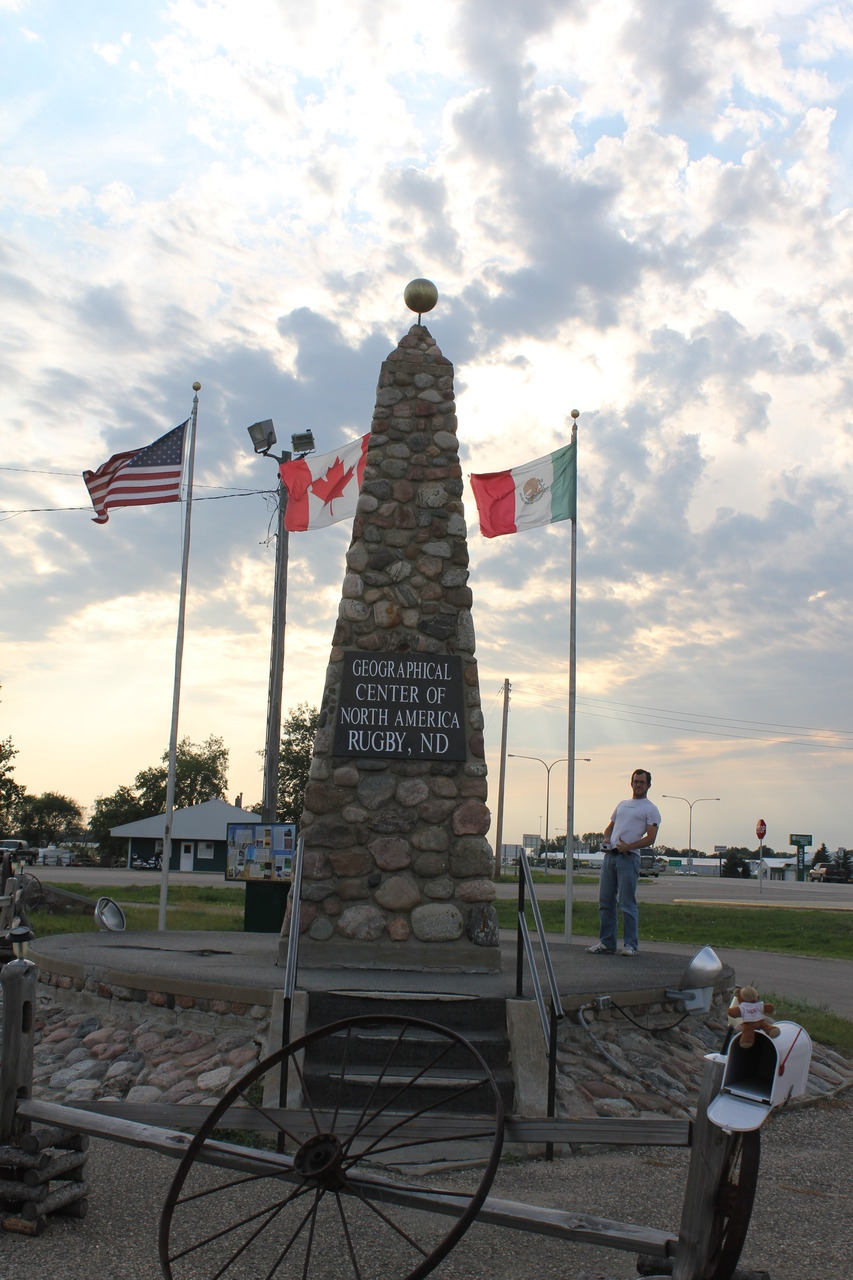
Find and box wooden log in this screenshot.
[55,1196,89,1220]
[1,1212,45,1235]
[17,1099,195,1161]
[21,1180,88,1220]
[0,1176,47,1204]
[0,1146,49,1171]
[19,1126,88,1154]
[21,1148,88,1186]
[39,1099,693,1148]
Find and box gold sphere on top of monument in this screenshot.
[404,278,438,316]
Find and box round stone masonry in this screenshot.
[280,324,500,971]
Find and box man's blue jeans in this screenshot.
[598,850,640,951]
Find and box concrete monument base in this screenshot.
[281,935,502,973]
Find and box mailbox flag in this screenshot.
[470,441,576,538]
[280,434,370,531]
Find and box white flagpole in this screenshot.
[158,383,201,932]
[563,410,579,943]
[492,678,511,878]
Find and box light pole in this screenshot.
[661,795,720,873]
[247,421,315,823]
[508,754,591,867]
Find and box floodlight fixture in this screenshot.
[666,943,723,1014]
[290,430,316,456]
[248,419,277,454]
[95,896,127,932]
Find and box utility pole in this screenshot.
[492,678,511,877]
[262,473,289,823]
[247,421,315,824]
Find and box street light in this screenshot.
[661,795,720,873]
[247,421,315,822]
[508,754,591,867]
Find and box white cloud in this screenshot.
[1,0,852,850]
[93,33,131,64]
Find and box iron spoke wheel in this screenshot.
[703,1129,760,1280]
[160,1014,504,1280]
[18,872,43,914]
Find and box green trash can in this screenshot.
[243,880,291,933]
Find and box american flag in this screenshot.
[83,421,188,525]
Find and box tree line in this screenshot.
[1,689,319,861]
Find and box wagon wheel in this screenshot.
[159,1014,504,1280]
[5,871,43,925]
[703,1129,760,1280]
[17,872,43,914]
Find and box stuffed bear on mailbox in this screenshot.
[728,984,781,1048]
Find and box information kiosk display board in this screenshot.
[225,823,296,882]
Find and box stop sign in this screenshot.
[756,819,767,840]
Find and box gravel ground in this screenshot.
[1,1089,849,1280]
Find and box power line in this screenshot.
[0,465,82,476]
[578,693,853,739]
[0,490,271,518]
[508,684,853,752]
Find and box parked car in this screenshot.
[0,839,39,865]
[808,864,848,883]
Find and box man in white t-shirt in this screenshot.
[585,768,661,957]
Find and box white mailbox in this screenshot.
[706,1021,812,1132]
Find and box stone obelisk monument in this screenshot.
[280,281,499,970]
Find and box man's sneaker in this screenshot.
[621,945,638,956]
[585,942,615,954]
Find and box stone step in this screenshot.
[308,989,508,1035]
[300,1066,512,1115]
[302,990,515,1118]
[310,1021,511,1070]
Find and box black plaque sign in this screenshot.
[333,653,467,760]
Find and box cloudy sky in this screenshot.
[2,0,852,857]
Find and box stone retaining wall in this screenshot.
[35,968,271,1025]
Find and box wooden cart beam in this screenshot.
[19,1098,676,1259]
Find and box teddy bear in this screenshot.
[727,984,781,1048]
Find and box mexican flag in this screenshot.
[280,434,370,531]
[470,441,576,538]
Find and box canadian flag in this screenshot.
[280,434,370,531]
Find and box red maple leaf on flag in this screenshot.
[310,455,356,513]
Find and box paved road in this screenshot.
[36,865,853,908]
[33,866,242,889]
[496,871,853,909]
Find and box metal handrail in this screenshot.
[514,849,565,1159]
[280,835,305,1059]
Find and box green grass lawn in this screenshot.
[762,991,853,1056]
[52,882,243,905]
[26,881,853,960]
[30,881,246,935]
[495,899,853,960]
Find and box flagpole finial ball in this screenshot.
[404,279,438,316]
[571,409,579,419]
[192,382,201,391]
